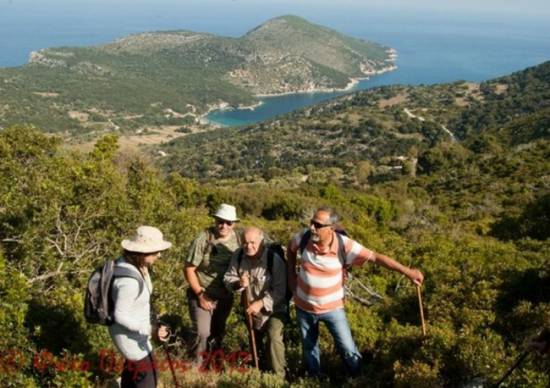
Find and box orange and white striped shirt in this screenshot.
[289,229,376,314]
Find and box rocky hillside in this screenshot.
[0,16,392,135]
[230,15,393,94]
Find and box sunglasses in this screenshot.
[216,219,234,226]
[310,219,332,229]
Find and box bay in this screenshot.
[207,18,550,126]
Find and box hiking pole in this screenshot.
[242,286,259,369]
[416,284,427,337]
[157,322,180,388]
[163,344,180,388]
[492,349,530,388]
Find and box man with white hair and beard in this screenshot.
[286,206,424,377]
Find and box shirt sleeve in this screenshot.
[262,253,287,313]
[185,232,207,267]
[343,236,376,266]
[111,278,151,336]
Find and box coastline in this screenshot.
[203,54,398,123]
[198,100,264,125]
[254,77,361,98]
[254,62,398,98]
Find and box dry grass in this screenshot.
[378,93,408,108]
[454,82,482,106]
[68,111,89,122]
[494,83,508,95]
[62,124,212,155]
[32,92,60,98]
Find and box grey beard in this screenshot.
[311,234,320,243]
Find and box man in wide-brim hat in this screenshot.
[184,204,241,365]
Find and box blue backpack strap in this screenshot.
[113,266,145,296]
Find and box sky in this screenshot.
[2,0,550,18]
[0,0,549,67]
[344,0,550,17]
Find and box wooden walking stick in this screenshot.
[416,284,427,337]
[242,285,259,369]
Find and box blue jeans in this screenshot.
[296,307,362,376]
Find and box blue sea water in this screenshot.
[207,17,550,126]
[1,1,549,126]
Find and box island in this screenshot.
[0,15,395,136]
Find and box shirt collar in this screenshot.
[311,231,338,255]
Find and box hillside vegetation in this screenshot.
[161,61,550,182]
[0,15,392,136]
[0,62,549,387]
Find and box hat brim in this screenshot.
[121,240,172,253]
[214,216,239,222]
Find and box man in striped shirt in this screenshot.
[287,206,424,377]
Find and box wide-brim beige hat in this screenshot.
[121,225,172,253]
[213,203,239,222]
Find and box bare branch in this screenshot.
[46,237,67,258]
[1,237,20,243]
[27,261,63,284]
[72,242,101,264]
[27,267,90,284]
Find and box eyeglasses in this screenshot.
[216,219,234,226]
[310,219,332,229]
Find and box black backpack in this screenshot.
[237,242,292,302]
[84,259,144,325]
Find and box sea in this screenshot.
[1,0,549,127]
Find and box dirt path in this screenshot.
[404,108,456,142]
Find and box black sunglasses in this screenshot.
[310,219,332,229]
[216,219,234,226]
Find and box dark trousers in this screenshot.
[121,353,157,388]
[187,289,233,362]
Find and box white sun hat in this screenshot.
[213,203,239,222]
[121,225,172,253]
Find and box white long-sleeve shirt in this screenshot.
[108,258,153,361]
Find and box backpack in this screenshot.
[84,259,145,325]
[237,242,293,303]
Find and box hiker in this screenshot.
[184,203,241,363]
[224,227,287,376]
[287,206,424,377]
[109,225,172,388]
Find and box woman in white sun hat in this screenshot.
[109,225,172,388]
